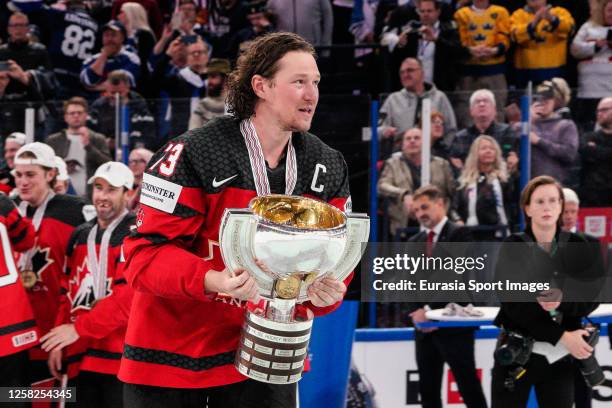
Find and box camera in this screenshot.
[401,20,422,34]
[0,61,9,72]
[578,328,605,387]
[181,35,198,45]
[494,331,534,367]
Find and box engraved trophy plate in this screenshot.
[219,195,369,384]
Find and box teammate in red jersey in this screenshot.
[12,142,86,383]
[40,161,135,407]
[0,194,37,392]
[120,32,351,407]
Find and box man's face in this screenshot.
[92,178,128,223]
[4,141,22,169]
[107,79,130,99]
[128,152,148,179]
[207,73,225,97]
[102,29,124,55]
[399,59,423,91]
[257,51,320,133]
[248,12,268,30]
[187,42,209,73]
[562,201,578,232]
[470,95,496,124]
[8,14,29,43]
[401,129,422,157]
[179,3,197,23]
[413,195,446,230]
[64,104,88,129]
[596,98,612,130]
[417,0,440,26]
[0,72,9,94]
[14,163,54,206]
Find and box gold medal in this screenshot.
[20,270,37,290]
[275,275,301,299]
[303,272,318,285]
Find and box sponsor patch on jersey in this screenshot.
[12,330,38,348]
[140,173,183,213]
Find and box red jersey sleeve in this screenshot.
[0,195,35,252]
[122,139,218,301]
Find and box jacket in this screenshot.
[45,129,112,180]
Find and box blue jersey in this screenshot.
[14,4,99,89]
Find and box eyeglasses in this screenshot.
[597,107,612,114]
[65,111,86,116]
[129,159,146,166]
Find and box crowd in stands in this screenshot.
[0,0,610,228]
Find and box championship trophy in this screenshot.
[219,195,369,384]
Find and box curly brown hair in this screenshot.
[226,32,316,120]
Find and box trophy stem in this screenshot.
[266,298,296,323]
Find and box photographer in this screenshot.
[381,0,463,92]
[491,175,602,408]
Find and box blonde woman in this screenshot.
[118,2,156,94]
[454,135,517,238]
[571,0,612,129]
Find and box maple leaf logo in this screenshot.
[68,258,113,312]
[30,245,54,285]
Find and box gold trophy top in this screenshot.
[249,195,346,231]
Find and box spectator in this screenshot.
[450,89,519,172]
[544,76,573,119]
[529,82,579,185]
[379,57,457,156]
[204,0,250,58]
[12,0,98,99]
[377,127,456,239]
[45,97,112,197]
[386,0,463,93]
[570,0,612,131]
[510,0,575,87]
[52,156,72,195]
[268,0,333,49]
[189,58,230,130]
[226,0,276,61]
[454,0,511,127]
[0,132,26,194]
[80,20,141,93]
[427,110,454,160]
[0,65,42,138]
[454,135,517,239]
[579,97,612,207]
[0,11,56,125]
[155,37,209,136]
[561,187,580,232]
[117,2,156,97]
[112,0,164,39]
[89,70,156,150]
[127,147,153,212]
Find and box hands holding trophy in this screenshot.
[219,195,369,384]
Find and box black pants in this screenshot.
[415,329,487,408]
[123,379,297,408]
[491,354,575,408]
[0,351,29,408]
[73,371,123,408]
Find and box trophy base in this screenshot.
[235,309,313,384]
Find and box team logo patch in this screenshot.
[345,196,353,213]
[140,173,183,213]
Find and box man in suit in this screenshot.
[408,185,487,408]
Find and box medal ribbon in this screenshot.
[240,118,297,196]
[18,191,56,271]
[86,210,129,300]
